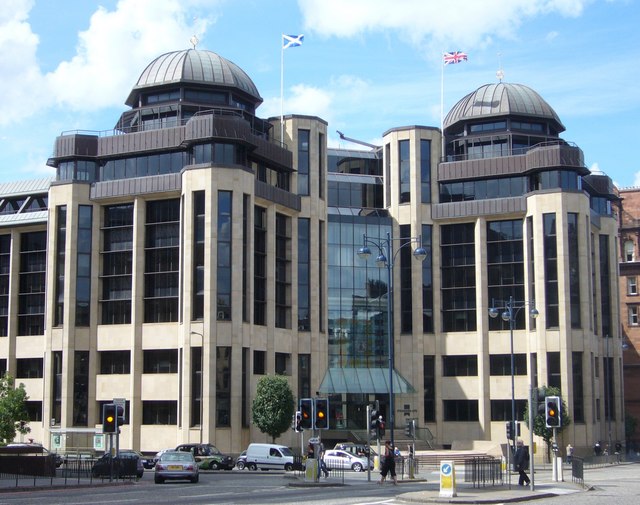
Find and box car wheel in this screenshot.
[191,475,199,483]
[137,472,144,478]
[209,461,220,470]
[248,463,258,471]
[284,463,293,471]
[154,476,164,484]
[236,460,245,470]
[352,462,363,472]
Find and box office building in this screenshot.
[0,48,623,455]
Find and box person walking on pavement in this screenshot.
[379,440,397,485]
[514,439,530,486]
[318,442,329,478]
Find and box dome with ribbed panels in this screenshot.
[125,49,262,106]
[444,82,564,132]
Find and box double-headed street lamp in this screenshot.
[357,232,427,449]
[489,296,538,488]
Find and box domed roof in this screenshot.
[126,49,262,106]
[444,82,564,132]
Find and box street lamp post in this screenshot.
[489,296,538,489]
[357,232,427,450]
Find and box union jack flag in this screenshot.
[443,51,468,65]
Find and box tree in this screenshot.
[625,414,637,448]
[524,385,571,462]
[0,375,30,443]
[251,375,295,443]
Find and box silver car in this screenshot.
[322,449,373,472]
[154,450,199,484]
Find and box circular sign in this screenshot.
[441,463,452,476]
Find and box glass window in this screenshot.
[628,277,638,296]
[629,306,639,326]
[625,240,635,262]
[399,140,410,203]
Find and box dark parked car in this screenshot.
[175,443,234,470]
[91,451,144,478]
[5,443,63,468]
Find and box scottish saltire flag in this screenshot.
[443,51,468,65]
[283,34,304,49]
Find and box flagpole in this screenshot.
[280,34,285,143]
[440,51,445,161]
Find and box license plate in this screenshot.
[168,465,183,470]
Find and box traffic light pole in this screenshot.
[366,404,371,482]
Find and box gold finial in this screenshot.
[190,35,199,49]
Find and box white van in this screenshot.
[244,443,295,471]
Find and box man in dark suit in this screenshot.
[514,440,530,486]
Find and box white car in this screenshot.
[322,449,373,472]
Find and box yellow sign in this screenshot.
[439,460,457,498]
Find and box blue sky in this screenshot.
[1,0,638,187]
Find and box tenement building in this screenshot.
[618,187,640,452]
[0,48,623,457]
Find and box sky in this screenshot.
[1,0,639,188]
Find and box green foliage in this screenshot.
[625,415,637,441]
[251,375,295,443]
[0,375,30,443]
[524,385,571,461]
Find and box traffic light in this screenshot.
[370,408,379,439]
[294,411,303,432]
[506,421,514,440]
[299,398,313,430]
[405,420,415,438]
[545,396,561,428]
[116,404,125,425]
[315,398,329,429]
[102,403,117,433]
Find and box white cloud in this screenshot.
[298,0,589,51]
[46,0,215,111]
[287,84,334,119]
[0,0,219,126]
[0,0,46,125]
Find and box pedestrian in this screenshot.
[378,440,397,485]
[318,442,329,478]
[566,443,574,464]
[594,441,602,456]
[514,440,530,486]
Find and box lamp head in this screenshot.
[357,246,371,259]
[375,253,387,268]
[413,246,427,261]
[488,307,499,319]
[529,308,539,319]
[501,310,510,322]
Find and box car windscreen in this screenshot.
[279,447,293,456]
[205,444,222,455]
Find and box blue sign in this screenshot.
[441,463,452,476]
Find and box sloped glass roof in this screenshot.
[319,367,415,394]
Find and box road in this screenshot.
[0,463,638,505]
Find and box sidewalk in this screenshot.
[397,466,585,504]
